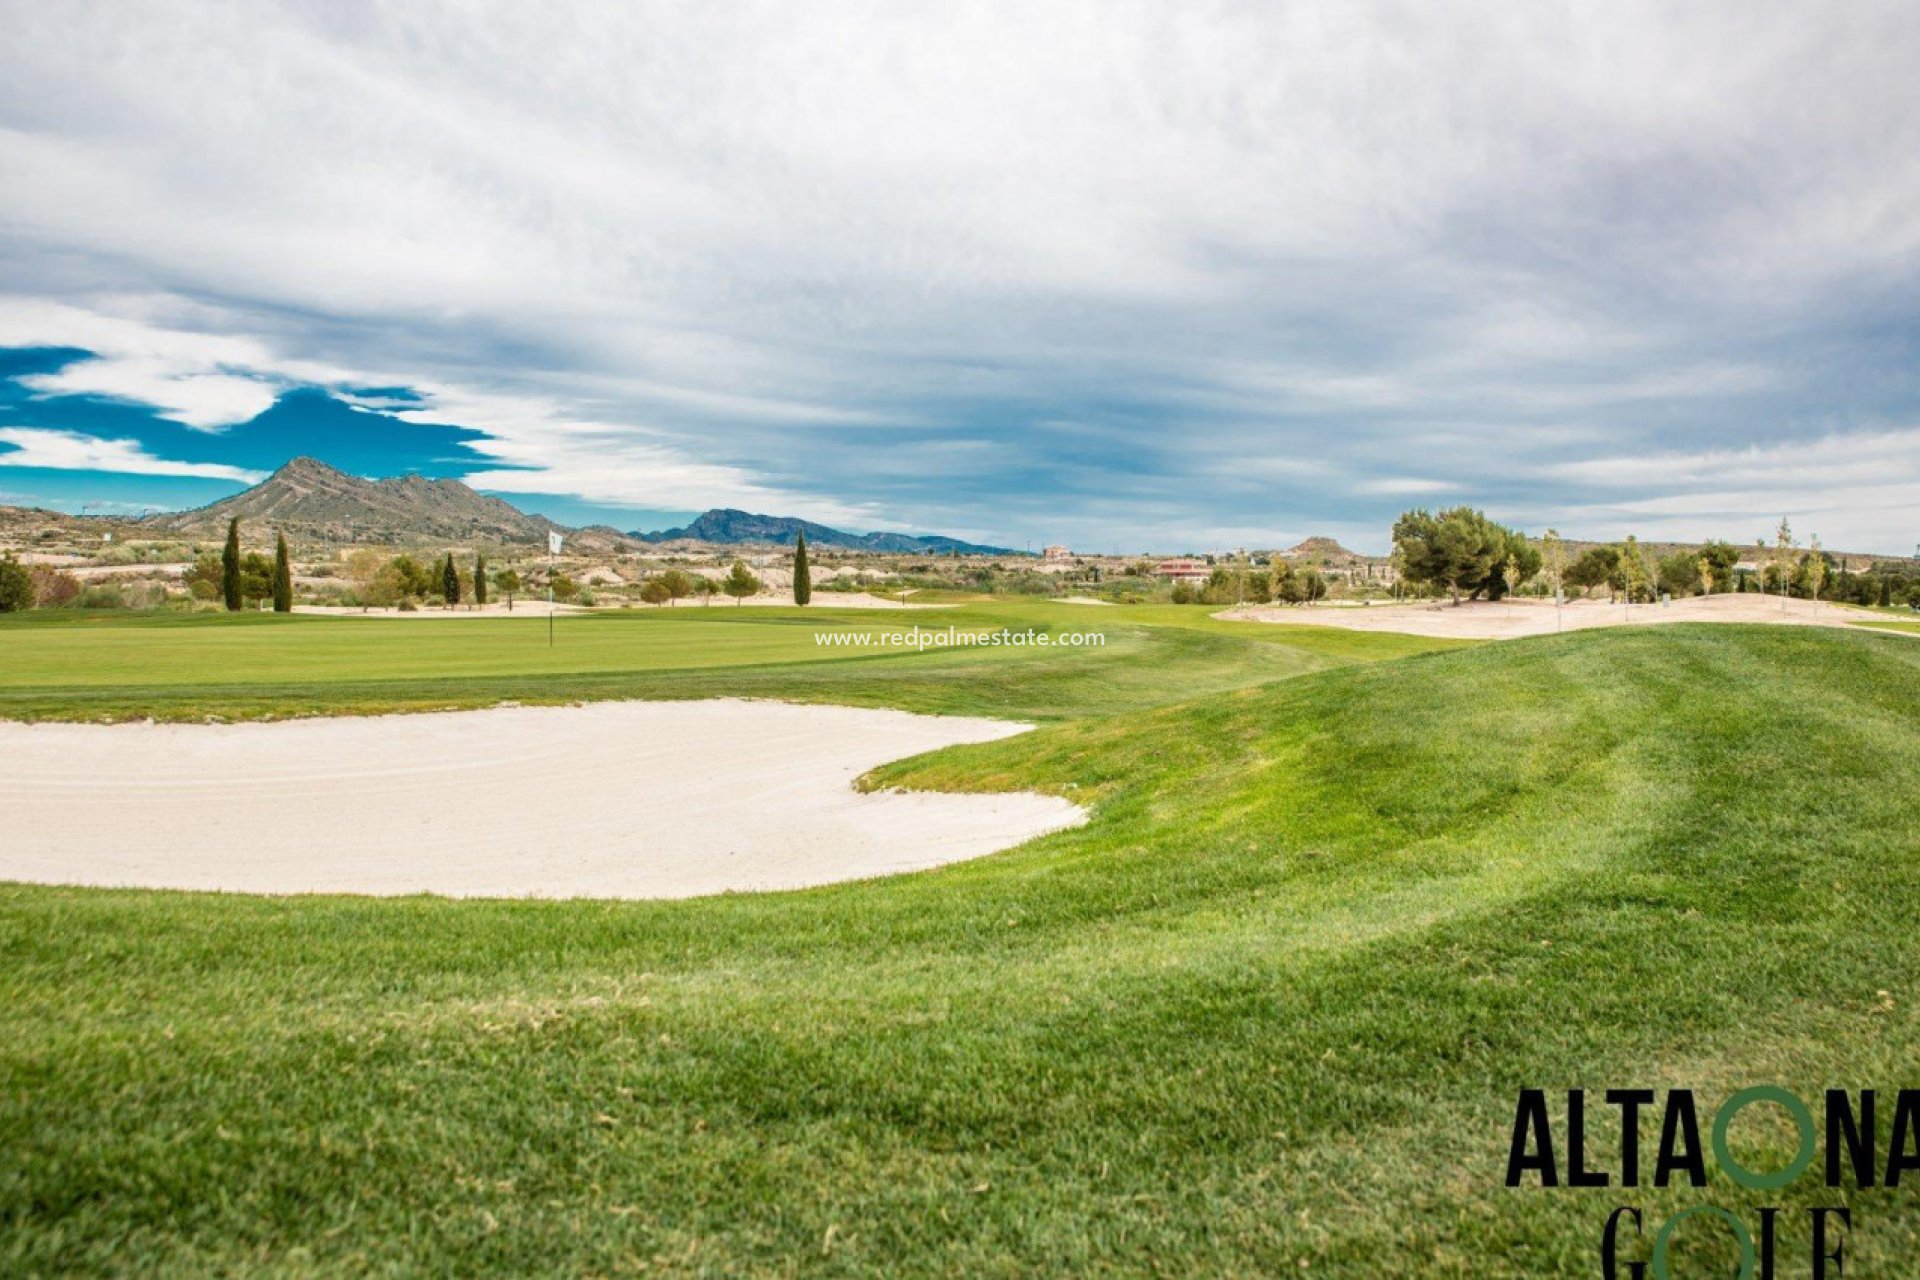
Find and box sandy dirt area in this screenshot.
[1057,595,1114,606]
[0,700,1083,899]
[1217,593,1899,639]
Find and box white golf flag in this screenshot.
[547,530,564,555]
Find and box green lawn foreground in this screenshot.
[2,612,1919,1276]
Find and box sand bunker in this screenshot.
[0,701,1084,899]
[1219,593,1900,640]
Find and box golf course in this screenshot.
[4,602,1919,1276]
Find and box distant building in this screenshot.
[1042,544,1072,562]
[1154,558,1210,582]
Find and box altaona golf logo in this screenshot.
[1505,1086,1920,1277]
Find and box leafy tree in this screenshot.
[723,560,760,604]
[343,548,385,608]
[1268,560,1299,603]
[659,569,695,606]
[1488,538,1542,600]
[1542,529,1565,599]
[1565,545,1621,599]
[441,554,461,607]
[1802,536,1829,601]
[240,552,274,606]
[1619,537,1655,603]
[473,554,488,606]
[496,567,521,610]
[1199,565,1239,606]
[693,576,718,606]
[550,572,579,603]
[793,531,812,605]
[183,553,223,601]
[386,555,434,599]
[271,531,293,613]
[1700,540,1740,593]
[221,518,242,612]
[365,563,404,608]
[1770,519,1796,606]
[640,578,673,606]
[1392,507,1531,603]
[1657,551,1703,598]
[0,555,33,613]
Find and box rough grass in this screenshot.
[2,621,1918,1276]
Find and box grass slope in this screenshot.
[4,624,1919,1276]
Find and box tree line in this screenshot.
[1391,508,1920,607]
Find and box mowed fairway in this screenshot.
[0,602,1452,722]
[3,609,1920,1276]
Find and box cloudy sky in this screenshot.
[2,1,1917,553]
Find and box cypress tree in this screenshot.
[221,518,242,612]
[474,553,488,606]
[442,552,461,607]
[793,531,811,605]
[271,530,293,613]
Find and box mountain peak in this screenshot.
[144,457,562,545]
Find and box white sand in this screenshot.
[0,700,1085,899]
[1057,595,1114,606]
[1217,593,1903,640]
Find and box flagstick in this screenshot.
[547,529,560,647]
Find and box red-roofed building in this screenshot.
[1154,558,1210,582]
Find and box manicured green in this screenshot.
[0,602,1452,723]
[3,615,1918,1277]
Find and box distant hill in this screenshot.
[637,508,1019,555]
[142,457,565,545]
[1282,536,1366,565]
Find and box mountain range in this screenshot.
[635,508,1016,555]
[131,457,1019,553]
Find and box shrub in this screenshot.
[0,556,33,612]
[75,583,128,609]
[30,567,81,607]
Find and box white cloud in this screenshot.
[0,427,266,482]
[0,298,314,428]
[1354,478,1458,497]
[0,3,1917,548]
